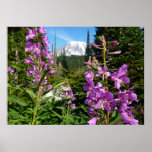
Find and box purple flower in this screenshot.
[70,104,75,109]
[49,68,55,76]
[117,89,137,105]
[84,62,95,66]
[63,92,68,98]
[94,100,102,109]
[108,41,119,47]
[128,92,137,101]
[36,78,40,82]
[98,36,107,46]
[96,66,111,80]
[27,68,33,76]
[83,84,92,92]
[107,58,112,63]
[95,82,102,88]
[49,58,54,66]
[88,117,100,125]
[25,42,33,52]
[32,65,39,73]
[42,36,50,48]
[38,27,47,35]
[61,85,75,109]
[109,51,121,54]
[105,104,111,112]
[105,91,114,101]
[46,85,52,90]
[121,111,138,125]
[14,75,18,80]
[84,71,94,87]
[42,79,47,85]
[33,43,41,54]
[24,81,29,86]
[68,87,74,100]
[24,59,32,64]
[91,43,102,49]
[88,88,105,101]
[8,67,14,75]
[24,27,55,96]
[14,81,18,85]
[111,64,130,89]
[103,91,114,112]
[88,107,96,116]
[86,87,113,112]
[44,64,49,70]
[45,50,52,59]
[119,103,128,113]
[40,61,45,66]
[26,29,37,41]
[84,99,92,104]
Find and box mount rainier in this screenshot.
[57,41,86,56]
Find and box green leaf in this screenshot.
[8,109,21,119]
[8,83,23,91]
[11,63,21,71]
[51,110,62,118]
[31,56,40,67]
[8,120,20,125]
[111,111,116,118]
[24,88,36,104]
[8,95,27,106]
[110,113,122,125]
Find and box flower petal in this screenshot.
[121,76,130,84]
[88,117,100,125]
[105,91,114,101]
[115,81,121,89]
[128,92,137,101]
[118,64,128,77]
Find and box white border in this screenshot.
[0,0,152,152]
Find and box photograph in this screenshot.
[8,27,144,125]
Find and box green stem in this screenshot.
[103,41,109,125]
[32,87,40,125]
[32,52,42,125]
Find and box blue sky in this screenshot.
[44,27,96,50]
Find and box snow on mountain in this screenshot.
[57,41,86,56]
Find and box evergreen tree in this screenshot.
[62,48,68,70]
[53,31,57,65]
[85,29,92,62]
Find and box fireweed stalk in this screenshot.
[25,27,55,125]
[84,36,138,125]
[102,36,110,124]
[62,85,75,109]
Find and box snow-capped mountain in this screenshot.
[57,41,86,56]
